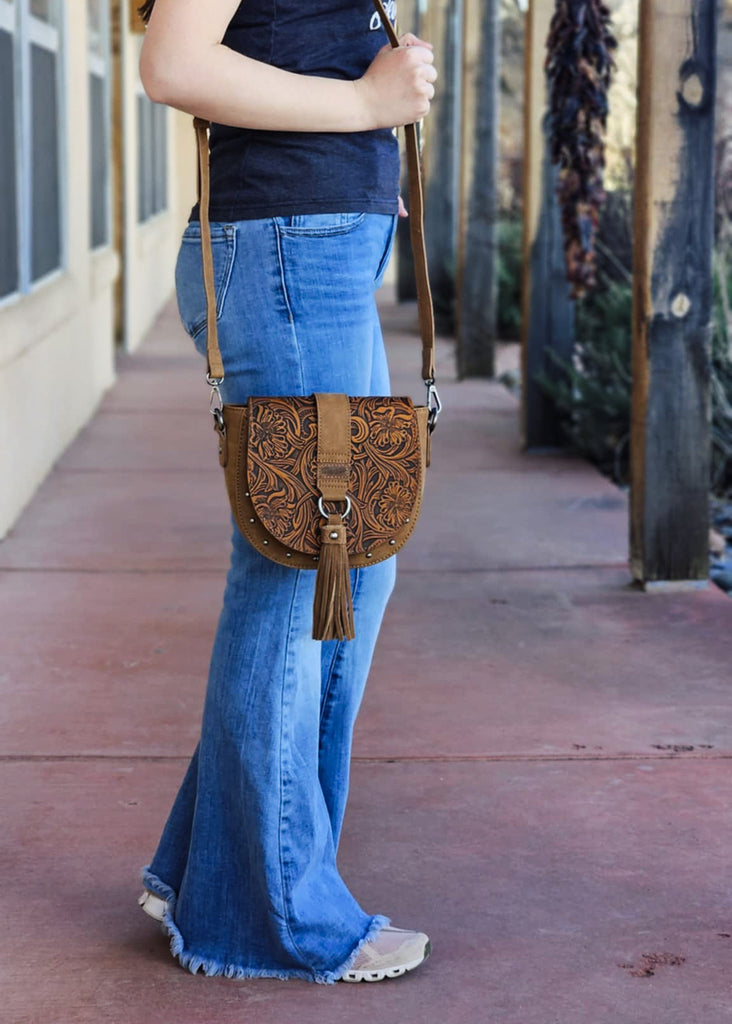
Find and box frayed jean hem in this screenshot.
[140,866,390,984]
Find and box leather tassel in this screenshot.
[312,515,354,642]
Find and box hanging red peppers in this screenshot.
[545,0,617,298]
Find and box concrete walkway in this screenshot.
[2,297,732,1024]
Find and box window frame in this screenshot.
[88,0,112,251]
[0,1,20,302]
[0,0,66,308]
[136,73,169,227]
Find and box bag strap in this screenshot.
[194,115,224,380]
[194,0,439,422]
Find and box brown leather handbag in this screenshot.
[193,0,440,642]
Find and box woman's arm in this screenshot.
[140,0,436,133]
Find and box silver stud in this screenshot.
[245,491,250,497]
[405,517,410,523]
[263,539,269,545]
[249,518,255,523]
[366,552,373,558]
[329,530,339,540]
[389,539,396,546]
[313,556,319,562]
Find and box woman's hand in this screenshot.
[355,34,437,129]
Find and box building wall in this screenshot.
[0,1,194,538]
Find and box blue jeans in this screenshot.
[142,212,399,983]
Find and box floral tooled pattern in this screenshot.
[246,396,422,556]
[249,406,291,460]
[377,481,414,530]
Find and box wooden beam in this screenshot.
[396,0,419,301]
[129,1,146,34]
[520,0,575,450]
[630,0,716,583]
[111,0,126,345]
[422,0,462,333]
[455,0,500,377]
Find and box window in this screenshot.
[0,1,19,299]
[27,0,63,282]
[88,0,111,249]
[0,0,64,301]
[137,90,168,223]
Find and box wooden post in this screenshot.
[396,0,419,301]
[129,0,146,34]
[520,0,575,450]
[422,0,462,333]
[112,0,126,345]
[455,0,500,377]
[631,0,716,585]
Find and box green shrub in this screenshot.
[711,253,732,497]
[533,188,634,484]
[497,215,523,340]
[533,191,732,498]
[537,280,633,483]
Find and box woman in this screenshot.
[137,0,437,984]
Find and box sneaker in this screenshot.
[339,926,431,983]
[138,890,168,922]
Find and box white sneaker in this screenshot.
[138,890,168,922]
[339,925,431,983]
[138,893,430,984]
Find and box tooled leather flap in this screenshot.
[314,393,351,502]
[245,395,423,557]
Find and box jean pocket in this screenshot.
[175,222,237,345]
[276,212,367,238]
[375,214,398,287]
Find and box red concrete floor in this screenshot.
[2,298,731,1024]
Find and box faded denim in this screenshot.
[141,212,399,983]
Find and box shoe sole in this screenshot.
[138,891,168,922]
[339,939,431,983]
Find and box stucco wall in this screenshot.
[0,8,116,537]
[0,7,195,538]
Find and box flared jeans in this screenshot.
[142,212,399,982]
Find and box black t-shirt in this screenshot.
[192,0,400,221]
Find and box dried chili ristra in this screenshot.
[545,0,617,299]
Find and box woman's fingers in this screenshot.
[357,38,437,128]
[398,32,434,50]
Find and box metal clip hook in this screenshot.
[425,380,442,432]
[209,379,223,410]
[208,377,225,433]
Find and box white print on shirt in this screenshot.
[370,0,397,32]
